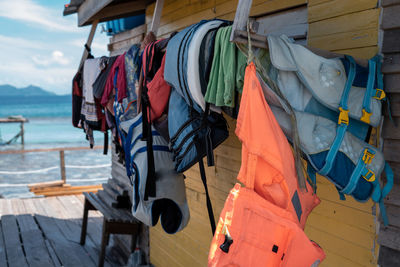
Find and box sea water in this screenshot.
[0,96,111,198]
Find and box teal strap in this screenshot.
[375,56,383,92]
[340,55,356,110]
[319,56,356,175]
[362,59,376,113]
[340,154,368,195]
[319,124,347,175]
[379,163,394,226]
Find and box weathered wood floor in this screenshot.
[0,195,125,267]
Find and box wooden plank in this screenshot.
[386,161,400,184]
[308,9,379,39]
[230,0,253,42]
[308,27,378,51]
[385,204,400,228]
[382,116,400,139]
[382,63,400,74]
[384,139,400,162]
[28,180,65,189]
[89,0,148,26]
[1,215,29,267]
[382,0,400,7]
[108,35,144,52]
[378,245,400,267]
[308,0,379,23]
[382,29,400,53]
[44,239,62,267]
[333,46,379,60]
[78,20,98,70]
[250,0,306,17]
[384,73,400,93]
[378,226,400,250]
[382,5,400,30]
[150,0,165,34]
[20,229,55,267]
[385,185,400,207]
[305,225,378,266]
[256,6,308,37]
[0,145,105,155]
[0,224,7,267]
[110,24,146,43]
[77,0,112,26]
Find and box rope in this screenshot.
[0,177,109,187]
[236,22,308,191]
[0,130,22,146]
[0,163,111,175]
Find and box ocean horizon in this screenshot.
[0,95,111,198]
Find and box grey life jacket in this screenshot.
[119,113,190,234]
[259,35,393,225]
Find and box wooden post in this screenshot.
[20,122,24,145]
[78,20,99,70]
[59,150,66,184]
[230,0,253,42]
[150,0,164,35]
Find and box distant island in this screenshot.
[0,85,71,106]
[0,84,68,97]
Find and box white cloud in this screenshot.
[0,0,78,32]
[32,50,70,66]
[0,34,48,50]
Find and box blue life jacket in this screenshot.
[262,35,393,226]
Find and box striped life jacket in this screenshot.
[118,113,190,234]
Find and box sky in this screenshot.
[0,0,110,95]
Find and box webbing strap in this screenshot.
[380,163,394,226]
[362,59,376,114]
[199,156,216,235]
[319,56,356,175]
[340,155,369,195]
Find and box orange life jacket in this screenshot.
[208,63,325,267]
[235,63,320,228]
[208,184,325,267]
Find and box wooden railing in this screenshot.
[0,146,109,197]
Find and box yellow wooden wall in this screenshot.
[145,1,381,266]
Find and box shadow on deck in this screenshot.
[0,195,127,267]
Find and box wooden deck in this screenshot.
[0,195,126,267]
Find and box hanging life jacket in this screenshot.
[262,35,393,225]
[164,20,230,234]
[117,113,190,234]
[209,63,325,267]
[236,63,320,229]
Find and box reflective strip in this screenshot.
[291,190,303,222]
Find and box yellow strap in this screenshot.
[373,89,386,100]
[338,107,349,125]
[362,148,375,165]
[362,169,376,182]
[361,109,372,124]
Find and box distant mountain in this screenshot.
[0,84,57,97]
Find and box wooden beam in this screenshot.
[150,0,165,35]
[89,0,147,26]
[230,0,254,42]
[77,0,112,27]
[78,20,98,70]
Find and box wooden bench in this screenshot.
[80,178,140,267]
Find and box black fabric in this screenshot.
[152,198,183,234]
[199,28,218,95]
[93,56,118,99]
[198,155,216,235]
[103,131,108,155]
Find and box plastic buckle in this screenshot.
[360,109,371,124]
[362,148,375,165]
[373,89,386,100]
[338,107,349,125]
[362,169,376,182]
